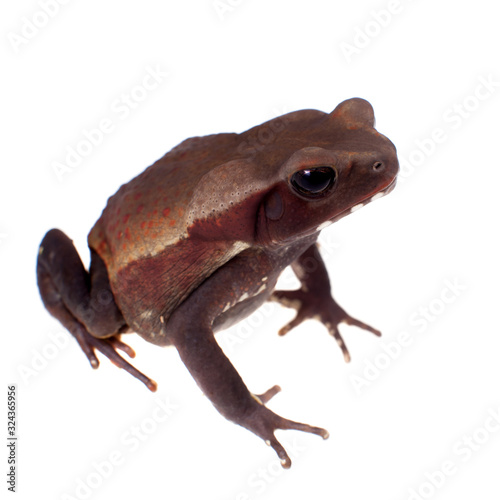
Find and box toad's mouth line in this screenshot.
[272,175,398,244]
[329,175,398,224]
[348,175,397,213]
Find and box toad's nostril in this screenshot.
[372,161,384,171]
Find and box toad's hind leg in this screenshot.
[36,228,157,391]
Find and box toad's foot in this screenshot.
[270,289,380,362]
[73,323,157,391]
[241,395,329,468]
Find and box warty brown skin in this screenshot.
[36,97,399,467]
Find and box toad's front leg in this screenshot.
[166,251,328,468]
[270,243,381,362]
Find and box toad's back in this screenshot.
[88,132,240,274]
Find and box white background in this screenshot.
[2,1,500,499]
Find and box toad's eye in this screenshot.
[290,166,337,197]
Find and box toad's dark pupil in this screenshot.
[291,167,336,196]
